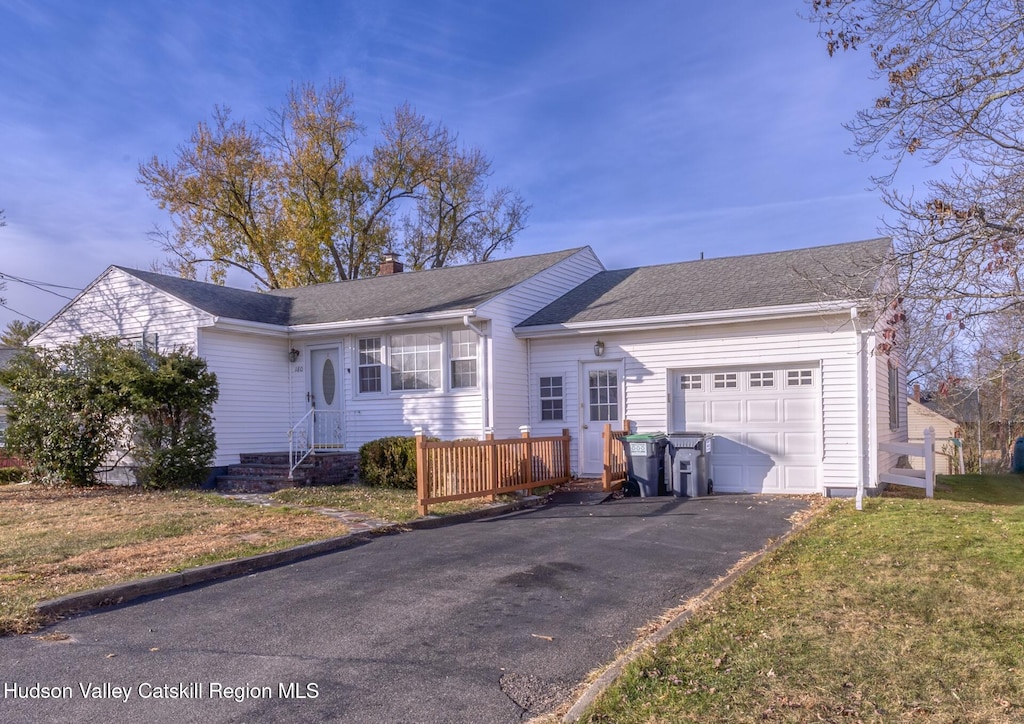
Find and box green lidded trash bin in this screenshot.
[622,433,668,497]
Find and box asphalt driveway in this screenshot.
[0,493,809,723]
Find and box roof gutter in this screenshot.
[206,309,478,337]
[514,300,860,338]
[287,309,477,336]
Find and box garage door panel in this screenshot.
[746,399,779,423]
[783,397,816,422]
[783,465,818,491]
[747,431,781,456]
[683,400,707,425]
[783,431,817,456]
[710,400,742,423]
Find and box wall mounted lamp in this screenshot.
[594,340,605,357]
[288,348,301,363]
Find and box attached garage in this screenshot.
[671,365,820,494]
[517,238,907,498]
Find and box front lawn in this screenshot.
[0,485,349,635]
[270,483,516,522]
[578,475,1024,722]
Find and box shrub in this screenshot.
[123,350,218,489]
[0,467,23,484]
[359,436,422,489]
[0,338,218,488]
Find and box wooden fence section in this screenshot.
[601,419,632,492]
[879,427,935,498]
[0,452,25,468]
[415,428,572,516]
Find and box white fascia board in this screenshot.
[514,300,860,338]
[205,317,291,336]
[286,309,479,337]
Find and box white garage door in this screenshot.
[672,365,820,494]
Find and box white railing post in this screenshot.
[924,427,935,499]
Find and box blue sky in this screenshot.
[0,0,908,329]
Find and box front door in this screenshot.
[309,347,343,448]
[580,362,621,475]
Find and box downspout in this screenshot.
[851,306,868,511]
[463,316,490,435]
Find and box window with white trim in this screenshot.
[390,332,442,391]
[539,376,563,421]
[357,337,383,393]
[713,372,738,389]
[449,329,478,389]
[749,371,774,388]
[680,373,702,390]
[787,369,813,387]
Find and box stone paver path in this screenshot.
[219,492,394,534]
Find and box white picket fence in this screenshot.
[879,427,935,498]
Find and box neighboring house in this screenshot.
[907,397,961,475]
[31,237,905,497]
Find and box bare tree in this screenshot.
[808,1,1024,336]
[138,80,529,288]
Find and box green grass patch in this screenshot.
[270,483,514,522]
[581,475,1024,723]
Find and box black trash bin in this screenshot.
[622,433,668,497]
[1013,437,1024,474]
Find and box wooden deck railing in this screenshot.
[415,428,572,516]
[601,419,632,492]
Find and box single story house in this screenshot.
[31,237,905,496]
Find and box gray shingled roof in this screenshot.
[113,268,293,325]
[517,238,892,327]
[119,248,585,326]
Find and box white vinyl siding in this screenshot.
[480,247,605,437]
[527,313,865,491]
[32,267,209,351]
[199,328,292,467]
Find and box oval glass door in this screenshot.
[309,348,343,448]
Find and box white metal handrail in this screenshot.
[288,409,345,479]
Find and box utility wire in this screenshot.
[0,301,41,323]
[0,271,78,300]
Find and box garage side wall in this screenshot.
[526,314,862,493]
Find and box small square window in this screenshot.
[713,372,737,389]
[680,373,702,390]
[787,369,813,387]
[749,371,774,388]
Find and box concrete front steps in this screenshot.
[215,451,360,493]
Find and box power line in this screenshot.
[0,301,41,323]
[0,271,78,300]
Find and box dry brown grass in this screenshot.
[0,484,348,634]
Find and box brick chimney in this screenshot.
[913,384,921,402]
[379,252,404,275]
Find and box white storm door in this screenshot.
[580,363,622,475]
[309,347,343,448]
